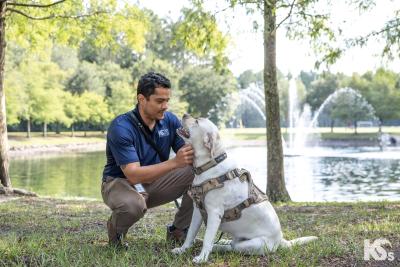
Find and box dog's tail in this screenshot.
[280,236,318,248]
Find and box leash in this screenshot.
[174,199,180,209]
[214,232,224,244]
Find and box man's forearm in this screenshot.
[123,159,179,185]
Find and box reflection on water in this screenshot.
[10,146,400,201]
[10,152,104,199]
[224,146,400,201]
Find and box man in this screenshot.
[101,72,195,248]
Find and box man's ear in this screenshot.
[137,94,146,104]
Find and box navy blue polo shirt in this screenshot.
[102,107,185,181]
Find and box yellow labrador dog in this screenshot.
[172,114,317,263]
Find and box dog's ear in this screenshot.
[203,132,220,157]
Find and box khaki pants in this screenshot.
[101,166,194,235]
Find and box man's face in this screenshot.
[139,87,170,121]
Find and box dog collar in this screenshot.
[193,152,227,175]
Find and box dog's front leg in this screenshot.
[171,207,202,254]
[193,210,222,264]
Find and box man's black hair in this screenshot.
[137,72,171,99]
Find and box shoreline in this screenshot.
[8,138,391,158]
[9,141,106,158]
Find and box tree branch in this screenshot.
[353,17,400,43]
[6,8,106,20]
[293,11,328,19]
[7,0,65,8]
[276,0,296,30]
[214,5,231,15]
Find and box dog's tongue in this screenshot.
[177,127,190,138]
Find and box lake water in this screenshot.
[10,146,400,201]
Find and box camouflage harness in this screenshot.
[188,168,268,224]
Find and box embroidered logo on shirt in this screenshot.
[158,129,169,137]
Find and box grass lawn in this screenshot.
[1,197,399,266]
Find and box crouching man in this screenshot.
[101,72,194,248]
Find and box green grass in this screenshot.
[1,197,399,266]
[319,132,378,140]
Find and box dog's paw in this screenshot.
[193,254,208,264]
[171,247,185,254]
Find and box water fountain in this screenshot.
[233,82,382,153]
[286,85,381,155]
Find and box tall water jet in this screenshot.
[287,79,314,153]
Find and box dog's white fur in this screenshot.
[172,115,317,263]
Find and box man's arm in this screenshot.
[121,144,194,185]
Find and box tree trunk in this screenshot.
[43,122,47,137]
[0,2,11,188]
[264,0,290,202]
[354,120,357,134]
[26,118,31,138]
[378,120,383,151]
[55,122,60,134]
[330,120,334,133]
[71,124,75,137]
[378,120,382,133]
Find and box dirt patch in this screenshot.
[0,194,20,203]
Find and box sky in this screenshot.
[134,0,400,77]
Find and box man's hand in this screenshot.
[174,144,194,168]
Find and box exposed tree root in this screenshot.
[0,185,37,197]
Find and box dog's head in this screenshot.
[177,114,225,167]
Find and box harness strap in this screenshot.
[201,168,243,188]
[222,185,268,222]
[188,168,243,206]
